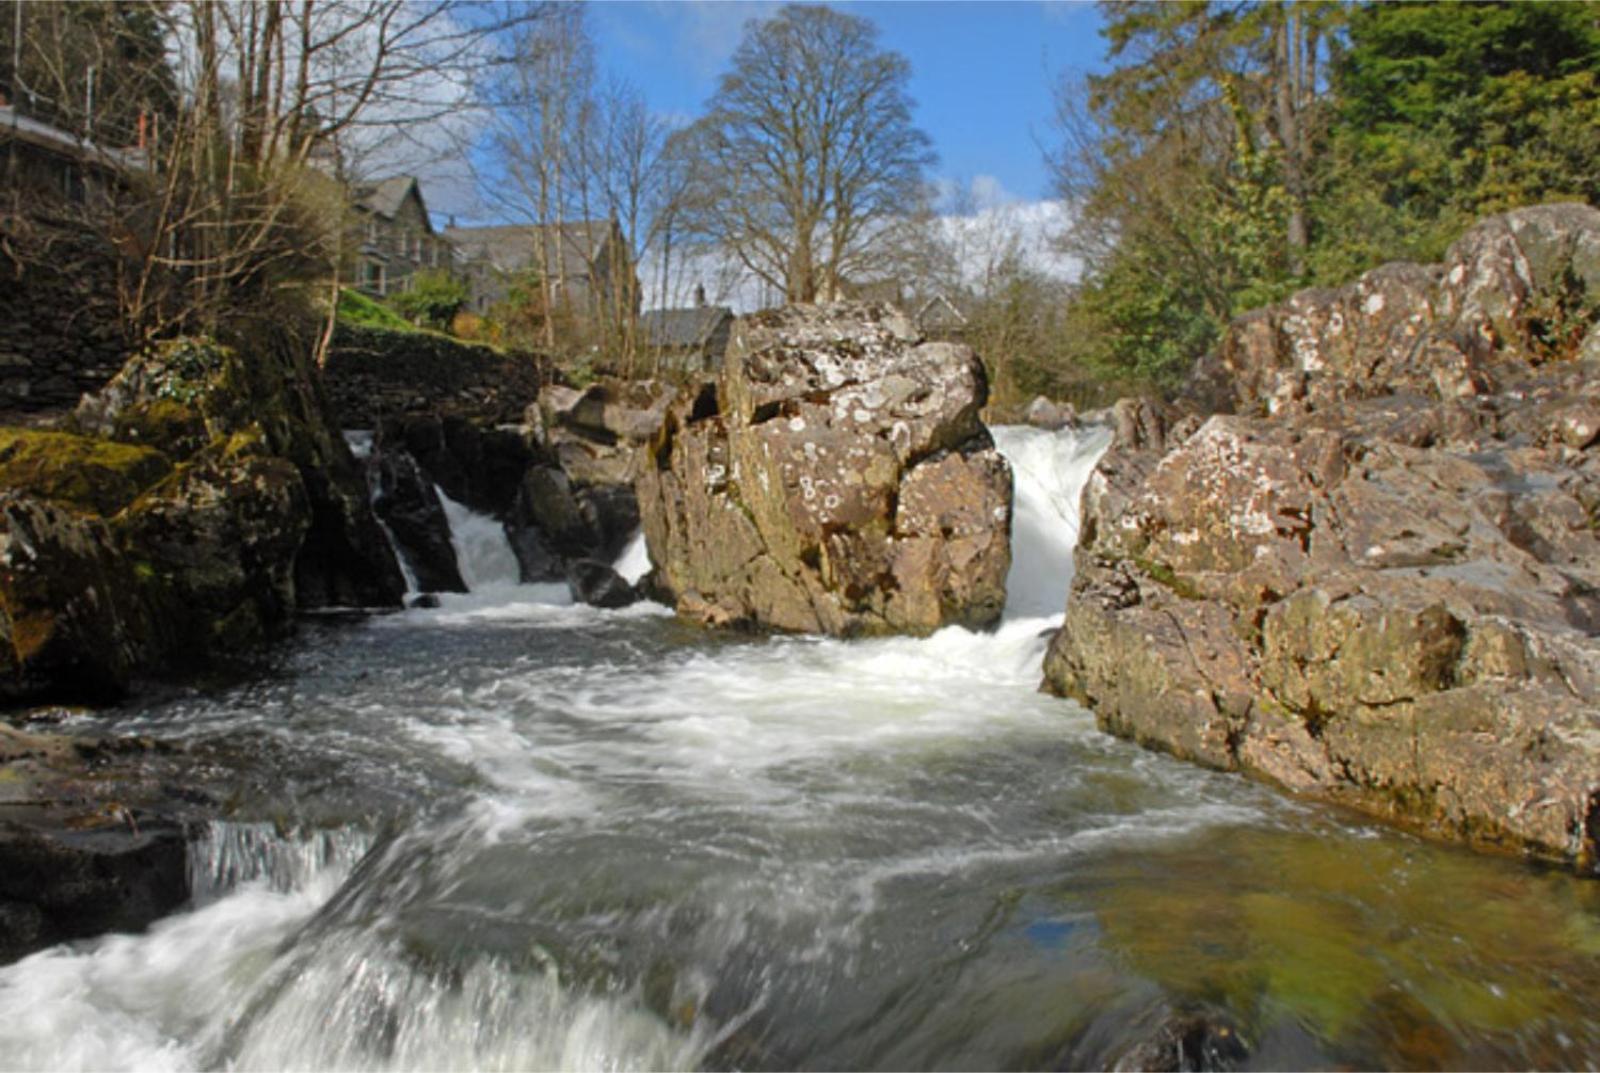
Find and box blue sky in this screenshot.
[586,1,1109,206]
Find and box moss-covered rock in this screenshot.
[0,429,172,517]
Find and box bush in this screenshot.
[389,270,469,330]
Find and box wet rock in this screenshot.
[1109,1011,1249,1072]
[370,447,465,594]
[0,325,407,703]
[1045,204,1600,870]
[78,328,406,612]
[1024,395,1075,430]
[637,302,1012,635]
[565,558,638,609]
[0,494,150,703]
[0,724,212,965]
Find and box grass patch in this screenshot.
[337,288,415,332]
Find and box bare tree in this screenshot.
[482,6,593,350]
[677,4,935,304]
[5,0,546,348]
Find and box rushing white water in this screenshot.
[992,422,1113,622]
[3,423,1588,1071]
[613,530,653,586]
[437,487,524,592]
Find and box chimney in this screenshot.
[694,283,706,308]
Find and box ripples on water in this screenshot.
[0,426,1596,1071]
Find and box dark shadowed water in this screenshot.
[0,427,1595,1072]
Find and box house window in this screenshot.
[365,217,378,244]
[361,259,385,295]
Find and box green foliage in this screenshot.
[336,288,413,332]
[388,270,469,330]
[1047,0,1600,399]
[1314,0,1600,279]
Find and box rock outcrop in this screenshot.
[0,722,205,964]
[1044,204,1600,870]
[637,303,1012,635]
[0,323,405,704]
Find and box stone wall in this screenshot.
[0,219,131,413]
[322,323,550,428]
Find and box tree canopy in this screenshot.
[1049,0,1600,395]
[677,4,936,304]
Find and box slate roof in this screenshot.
[351,175,421,220]
[442,221,619,279]
[640,305,734,349]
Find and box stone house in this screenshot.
[348,175,451,298]
[442,220,638,323]
[640,291,735,374]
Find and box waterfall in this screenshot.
[436,488,525,591]
[612,530,652,586]
[343,430,420,596]
[991,423,1114,622]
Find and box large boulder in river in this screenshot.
[1044,204,1600,870]
[637,303,1012,635]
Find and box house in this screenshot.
[348,175,449,298]
[916,293,969,339]
[1,102,148,209]
[442,219,638,321]
[640,289,735,373]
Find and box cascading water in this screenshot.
[2,425,1596,1072]
[343,430,421,597]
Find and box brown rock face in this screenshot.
[637,303,1012,635]
[1045,205,1600,871]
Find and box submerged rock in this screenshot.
[637,302,1012,635]
[1044,204,1600,871]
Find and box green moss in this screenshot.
[1134,556,1205,600]
[0,428,174,516]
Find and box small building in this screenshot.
[443,220,638,321]
[1,103,148,211]
[915,293,970,340]
[640,292,735,374]
[349,175,449,298]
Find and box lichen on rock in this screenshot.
[1045,204,1600,871]
[637,302,1012,636]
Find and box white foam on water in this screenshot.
[437,488,524,591]
[992,422,1113,622]
[613,529,653,586]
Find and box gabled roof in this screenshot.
[442,221,620,279]
[641,305,734,349]
[352,175,433,232]
[916,293,969,330]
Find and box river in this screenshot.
[0,426,1595,1071]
